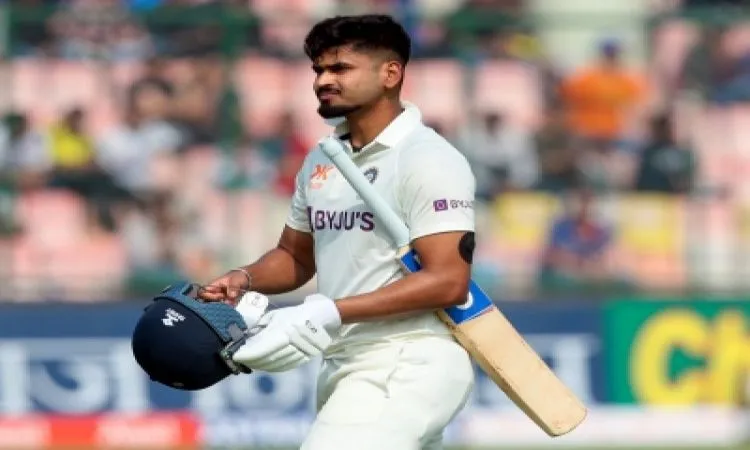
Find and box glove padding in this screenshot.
[235,291,269,334]
[232,294,341,372]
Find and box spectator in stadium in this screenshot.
[533,111,581,192]
[146,0,222,57]
[678,0,750,104]
[679,25,733,104]
[48,0,152,61]
[559,38,648,152]
[258,112,310,196]
[0,112,50,191]
[107,21,155,61]
[96,81,186,281]
[169,57,224,146]
[456,110,538,200]
[537,186,629,295]
[47,107,125,231]
[219,134,278,190]
[634,114,697,194]
[97,81,185,201]
[706,41,750,105]
[134,57,175,93]
[47,108,95,173]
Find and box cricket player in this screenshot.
[198,14,477,450]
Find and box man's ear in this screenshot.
[382,60,404,90]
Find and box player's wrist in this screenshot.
[228,267,252,290]
[302,293,341,333]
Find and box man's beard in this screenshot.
[317,103,361,119]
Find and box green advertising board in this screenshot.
[606,300,750,405]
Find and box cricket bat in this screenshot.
[319,138,587,437]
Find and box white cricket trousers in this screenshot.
[300,335,474,450]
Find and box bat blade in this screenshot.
[398,247,587,437]
[438,307,588,436]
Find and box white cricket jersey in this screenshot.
[285,102,476,356]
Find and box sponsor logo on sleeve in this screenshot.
[433,199,449,211]
[309,164,334,189]
[450,199,474,209]
[433,199,473,212]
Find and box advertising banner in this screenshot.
[470,301,605,409]
[0,300,605,446]
[605,299,750,405]
[455,406,750,447]
[0,300,605,414]
[0,412,199,448]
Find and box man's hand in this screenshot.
[232,294,341,372]
[197,270,250,306]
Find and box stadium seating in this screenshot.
[8,231,127,302]
[402,59,466,132]
[471,60,544,130]
[3,5,750,301]
[8,189,128,301]
[15,189,89,250]
[234,56,290,137]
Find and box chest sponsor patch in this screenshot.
[307,207,375,232]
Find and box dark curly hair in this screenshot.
[304,15,411,65]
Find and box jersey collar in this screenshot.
[326,101,423,157]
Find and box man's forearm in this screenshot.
[334,270,468,324]
[239,247,315,295]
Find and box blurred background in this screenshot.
[0,0,749,448]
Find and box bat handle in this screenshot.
[319,138,410,246]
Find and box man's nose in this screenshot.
[315,73,337,91]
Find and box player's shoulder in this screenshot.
[399,125,471,169]
[303,143,324,163]
[298,143,331,173]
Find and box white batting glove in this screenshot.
[235,291,270,334]
[232,294,341,372]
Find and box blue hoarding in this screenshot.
[471,302,605,409]
[0,300,605,417]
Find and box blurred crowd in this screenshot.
[1,0,750,301]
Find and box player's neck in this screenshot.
[346,98,403,150]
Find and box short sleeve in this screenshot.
[285,166,312,233]
[398,145,476,241]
